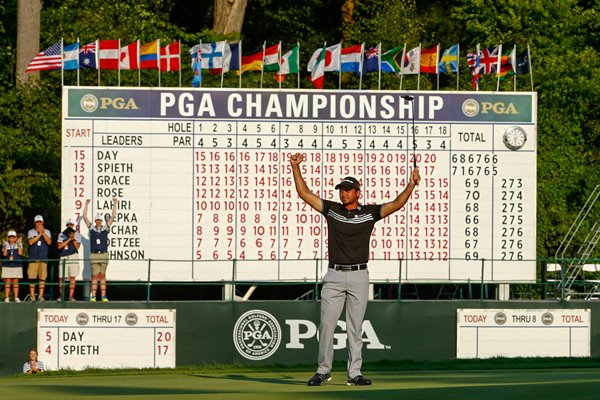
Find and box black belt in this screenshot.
[329,263,367,271]
[92,251,107,254]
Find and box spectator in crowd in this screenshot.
[23,349,45,374]
[2,230,23,303]
[27,215,52,302]
[83,198,117,302]
[57,219,81,301]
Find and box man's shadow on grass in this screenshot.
[188,373,305,386]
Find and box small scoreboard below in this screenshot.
[457,309,590,358]
[37,309,176,370]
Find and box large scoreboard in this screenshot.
[62,88,537,282]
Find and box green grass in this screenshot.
[4,359,600,399]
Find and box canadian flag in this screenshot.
[119,40,139,70]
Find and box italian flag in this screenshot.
[310,45,326,89]
[263,43,280,72]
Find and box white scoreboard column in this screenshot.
[193,120,237,280]
[449,124,496,280]
[365,121,407,279]
[280,121,324,278]
[236,121,280,279]
[148,121,194,279]
[492,123,537,280]
[93,120,151,279]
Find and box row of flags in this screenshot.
[26,39,181,72]
[26,39,533,91]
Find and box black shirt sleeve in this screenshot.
[370,204,384,223]
[320,199,332,216]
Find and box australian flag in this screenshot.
[79,42,98,69]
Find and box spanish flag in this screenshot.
[420,45,438,74]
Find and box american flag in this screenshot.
[26,40,62,72]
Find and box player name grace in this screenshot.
[159,92,444,120]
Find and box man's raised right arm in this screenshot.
[290,153,323,213]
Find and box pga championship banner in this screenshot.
[62,87,537,282]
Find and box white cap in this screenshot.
[7,230,16,237]
[66,218,75,226]
[94,213,103,221]
[34,215,44,223]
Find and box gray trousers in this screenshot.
[316,268,369,378]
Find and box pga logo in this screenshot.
[233,309,389,361]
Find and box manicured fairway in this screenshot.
[4,368,600,400]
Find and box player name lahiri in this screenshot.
[160,92,444,120]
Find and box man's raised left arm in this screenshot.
[380,168,421,218]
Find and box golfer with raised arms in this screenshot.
[290,152,420,386]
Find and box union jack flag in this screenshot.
[467,46,501,90]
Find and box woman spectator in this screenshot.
[23,349,45,374]
[3,230,23,302]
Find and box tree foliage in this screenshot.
[0,0,598,258]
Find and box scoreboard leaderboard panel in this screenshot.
[62,87,537,282]
[38,309,175,370]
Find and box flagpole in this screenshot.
[512,44,517,91]
[75,37,80,86]
[399,43,406,90]
[178,40,182,87]
[199,40,203,88]
[338,40,342,90]
[278,41,282,89]
[496,44,502,92]
[137,39,141,87]
[359,43,364,90]
[118,39,121,87]
[297,42,300,89]
[278,41,281,86]
[220,41,226,88]
[96,39,100,86]
[435,44,439,91]
[239,40,243,88]
[377,43,381,90]
[417,43,421,91]
[475,43,480,91]
[60,38,64,87]
[260,41,266,89]
[456,44,460,90]
[527,44,533,91]
[158,39,161,87]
